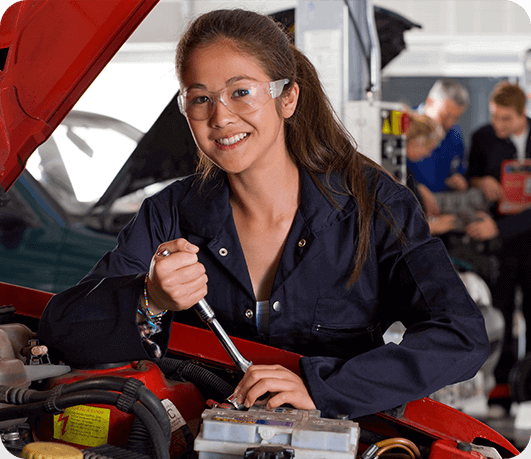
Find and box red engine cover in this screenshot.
[31,360,205,457]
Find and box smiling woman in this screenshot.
[179,39,298,180]
[39,8,489,420]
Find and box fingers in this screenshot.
[234,365,316,411]
[480,176,503,202]
[475,210,489,220]
[465,213,499,241]
[445,173,468,192]
[148,238,208,311]
[157,238,199,256]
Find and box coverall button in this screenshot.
[272,301,281,312]
[219,248,228,256]
[245,309,254,319]
[298,239,306,247]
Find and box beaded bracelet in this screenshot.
[141,273,167,319]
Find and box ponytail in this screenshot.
[287,45,379,285]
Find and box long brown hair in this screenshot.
[176,9,386,285]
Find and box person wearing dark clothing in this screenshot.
[407,79,470,220]
[38,9,489,420]
[466,81,531,383]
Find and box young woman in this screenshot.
[39,9,489,419]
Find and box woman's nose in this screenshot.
[209,96,237,127]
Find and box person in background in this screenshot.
[466,81,531,385]
[408,79,470,217]
[38,9,489,420]
[405,113,456,235]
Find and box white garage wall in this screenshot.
[73,0,298,133]
[0,0,530,131]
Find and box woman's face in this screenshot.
[180,40,298,176]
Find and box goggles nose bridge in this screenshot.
[208,89,234,118]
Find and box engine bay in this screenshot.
[0,282,521,459]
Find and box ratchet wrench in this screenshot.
[159,248,251,409]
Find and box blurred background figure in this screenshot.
[466,81,531,387]
[408,79,470,217]
[405,113,456,235]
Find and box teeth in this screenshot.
[217,133,248,145]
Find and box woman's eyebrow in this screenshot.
[226,75,258,85]
[185,76,258,92]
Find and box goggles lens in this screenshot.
[178,79,289,121]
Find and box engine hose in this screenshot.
[60,376,171,442]
[127,412,196,456]
[1,376,171,444]
[127,417,154,458]
[158,357,235,399]
[0,391,170,459]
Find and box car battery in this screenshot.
[194,405,360,458]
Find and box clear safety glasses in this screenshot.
[178,79,290,121]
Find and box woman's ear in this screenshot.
[281,82,299,119]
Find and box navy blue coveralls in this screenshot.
[39,168,489,419]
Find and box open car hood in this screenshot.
[0,0,160,195]
[0,1,420,200]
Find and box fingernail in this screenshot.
[185,242,198,252]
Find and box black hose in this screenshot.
[0,391,170,459]
[1,376,171,444]
[127,417,154,457]
[158,357,235,399]
[60,376,171,442]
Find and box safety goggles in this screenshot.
[178,79,290,121]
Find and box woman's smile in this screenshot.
[214,132,249,149]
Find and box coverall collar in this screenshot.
[177,168,356,239]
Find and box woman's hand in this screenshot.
[234,364,316,410]
[146,238,208,313]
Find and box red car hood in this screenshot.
[0,0,159,193]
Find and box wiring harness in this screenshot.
[361,437,422,459]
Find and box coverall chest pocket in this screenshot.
[310,298,383,360]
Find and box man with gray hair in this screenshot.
[408,79,470,216]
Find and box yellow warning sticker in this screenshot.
[54,405,110,447]
[382,118,391,134]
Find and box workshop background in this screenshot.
[0,0,530,452]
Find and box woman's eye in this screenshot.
[232,88,252,98]
[189,95,210,105]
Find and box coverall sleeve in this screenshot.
[38,197,175,365]
[300,186,490,419]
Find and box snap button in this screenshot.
[245,309,254,319]
[219,248,228,257]
[298,239,306,248]
[272,301,281,312]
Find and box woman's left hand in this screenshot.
[234,364,316,410]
